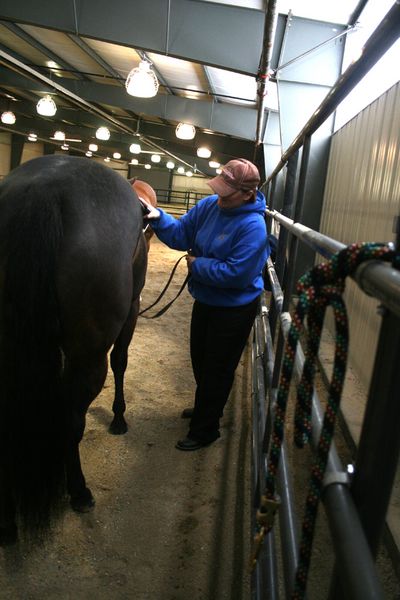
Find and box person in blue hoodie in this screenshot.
[141,158,270,451]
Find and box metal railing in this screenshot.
[154,188,204,213]
[251,2,400,598]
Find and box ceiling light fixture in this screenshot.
[129,143,141,154]
[96,126,110,141]
[61,144,69,151]
[130,158,139,165]
[176,122,196,140]
[186,171,193,177]
[177,166,185,174]
[209,160,220,169]
[166,161,175,169]
[197,146,211,159]
[113,152,121,159]
[144,164,151,170]
[125,60,159,98]
[36,95,57,117]
[151,154,161,163]
[216,168,222,174]
[27,133,37,142]
[89,143,98,152]
[86,151,92,157]
[104,157,110,162]
[53,130,65,141]
[1,110,16,125]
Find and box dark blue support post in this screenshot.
[10,133,24,170]
[269,152,298,393]
[350,312,400,556]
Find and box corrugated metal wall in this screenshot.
[319,81,400,391]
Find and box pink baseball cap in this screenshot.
[208,158,260,197]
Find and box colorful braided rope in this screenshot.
[263,242,394,599]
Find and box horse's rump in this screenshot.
[0,155,145,538]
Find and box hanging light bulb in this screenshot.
[113,152,121,159]
[144,164,151,170]
[86,151,92,157]
[130,158,139,165]
[209,160,220,169]
[1,111,16,125]
[61,144,69,151]
[88,143,98,152]
[166,161,175,169]
[27,133,37,142]
[216,168,222,174]
[125,60,159,98]
[104,157,111,162]
[129,143,141,154]
[175,123,196,140]
[197,146,211,159]
[96,126,110,141]
[36,95,57,117]
[186,170,193,177]
[151,154,161,163]
[53,130,65,141]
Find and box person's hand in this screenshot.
[186,254,196,272]
[138,197,160,220]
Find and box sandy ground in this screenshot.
[1,237,398,599]
[0,237,252,600]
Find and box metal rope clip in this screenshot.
[256,494,281,529]
[249,495,281,572]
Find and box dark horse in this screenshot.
[0,155,147,544]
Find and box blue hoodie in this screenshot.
[150,191,270,307]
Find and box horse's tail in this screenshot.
[0,192,67,540]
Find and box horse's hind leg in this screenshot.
[109,298,140,435]
[63,355,108,512]
[0,468,17,546]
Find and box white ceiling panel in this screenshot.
[148,53,210,100]
[82,37,141,79]
[206,67,257,106]
[276,0,360,24]
[19,25,109,80]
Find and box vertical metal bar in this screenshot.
[270,139,312,389]
[251,317,280,600]
[261,300,300,598]
[278,438,300,599]
[266,176,277,233]
[281,136,311,309]
[324,485,384,600]
[269,153,299,341]
[350,309,400,556]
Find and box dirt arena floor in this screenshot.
[0,237,252,600]
[1,236,399,599]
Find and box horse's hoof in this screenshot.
[0,524,18,546]
[70,488,95,513]
[108,418,128,435]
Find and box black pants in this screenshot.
[188,297,259,443]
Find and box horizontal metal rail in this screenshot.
[266,209,400,319]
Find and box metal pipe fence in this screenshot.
[251,4,400,597]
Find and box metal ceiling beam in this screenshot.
[254,0,278,151]
[0,0,265,75]
[1,68,258,140]
[0,47,204,172]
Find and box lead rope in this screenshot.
[138,253,189,319]
[251,242,395,598]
